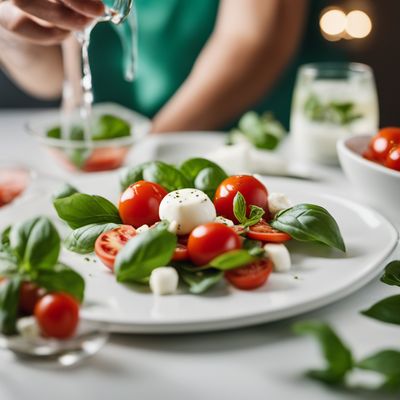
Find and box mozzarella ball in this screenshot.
[264,243,291,272]
[268,192,292,216]
[149,267,179,295]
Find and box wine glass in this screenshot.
[101,0,133,24]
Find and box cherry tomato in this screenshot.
[214,175,269,222]
[188,222,241,266]
[368,127,400,161]
[95,225,137,270]
[0,168,29,207]
[385,145,400,171]
[119,180,168,228]
[225,259,273,290]
[34,293,79,339]
[172,243,189,261]
[247,220,291,243]
[19,282,46,315]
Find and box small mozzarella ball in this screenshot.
[136,224,150,234]
[264,243,291,272]
[214,216,234,227]
[17,317,40,339]
[149,267,179,295]
[268,192,292,216]
[159,189,216,235]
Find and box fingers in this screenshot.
[0,3,70,45]
[11,0,92,31]
[60,0,105,18]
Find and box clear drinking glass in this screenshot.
[101,0,133,24]
[290,63,379,165]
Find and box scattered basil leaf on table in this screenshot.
[10,216,60,271]
[91,114,131,141]
[380,261,400,287]
[52,183,79,201]
[64,223,120,254]
[293,321,353,384]
[54,193,122,229]
[361,295,400,325]
[0,276,21,335]
[233,192,265,228]
[179,268,223,294]
[115,222,177,283]
[271,204,346,252]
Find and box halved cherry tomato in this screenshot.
[368,127,400,161]
[19,282,46,315]
[385,145,400,171]
[247,220,291,243]
[172,243,189,261]
[34,293,79,339]
[214,175,269,223]
[95,225,137,270]
[188,222,241,266]
[119,180,168,228]
[225,259,273,290]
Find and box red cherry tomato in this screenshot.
[225,259,273,290]
[247,220,291,243]
[385,145,400,171]
[119,180,168,228]
[368,127,400,161]
[34,293,79,339]
[19,282,46,315]
[172,243,189,261]
[95,225,137,270]
[214,175,269,223]
[188,222,241,266]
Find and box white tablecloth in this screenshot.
[0,110,399,400]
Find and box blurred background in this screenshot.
[0,0,398,126]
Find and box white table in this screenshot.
[0,110,399,400]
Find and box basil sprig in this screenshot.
[271,204,346,252]
[233,192,265,228]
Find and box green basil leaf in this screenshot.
[0,248,18,276]
[361,295,400,325]
[10,216,60,271]
[271,204,346,252]
[52,183,79,201]
[0,276,21,335]
[36,263,85,303]
[180,158,227,184]
[119,162,149,191]
[358,350,400,377]
[64,223,120,254]
[142,161,190,192]
[293,321,353,384]
[233,192,247,225]
[54,193,121,229]
[244,205,265,228]
[179,268,223,294]
[91,114,131,141]
[242,238,262,251]
[115,222,177,283]
[209,249,258,271]
[194,167,227,199]
[380,261,400,287]
[0,226,11,247]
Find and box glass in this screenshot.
[290,63,379,165]
[101,0,133,24]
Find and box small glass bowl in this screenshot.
[26,103,151,173]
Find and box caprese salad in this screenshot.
[53,157,345,295]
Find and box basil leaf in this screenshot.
[271,204,346,252]
[10,216,60,271]
[52,183,79,201]
[180,158,227,184]
[36,263,85,303]
[209,249,259,271]
[0,226,11,247]
[54,193,121,229]
[293,321,353,384]
[120,162,149,191]
[91,114,131,141]
[0,276,21,335]
[179,268,223,294]
[361,295,400,325]
[380,261,400,287]
[194,167,227,199]
[0,248,18,276]
[233,192,264,228]
[245,205,265,228]
[358,350,400,378]
[142,161,190,192]
[115,222,177,283]
[242,238,262,251]
[64,223,120,254]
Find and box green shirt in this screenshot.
[90,0,345,129]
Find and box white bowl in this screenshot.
[337,135,400,220]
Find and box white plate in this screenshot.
[0,173,397,334]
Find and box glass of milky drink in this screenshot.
[290,63,379,165]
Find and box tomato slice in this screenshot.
[225,259,273,290]
[94,225,137,270]
[172,243,189,261]
[231,225,247,236]
[247,220,291,243]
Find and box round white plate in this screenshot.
[0,173,397,334]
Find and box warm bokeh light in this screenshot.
[320,9,347,36]
[346,10,372,38]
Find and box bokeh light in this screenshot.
[320,9,347,36]
[346,10,372,39]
